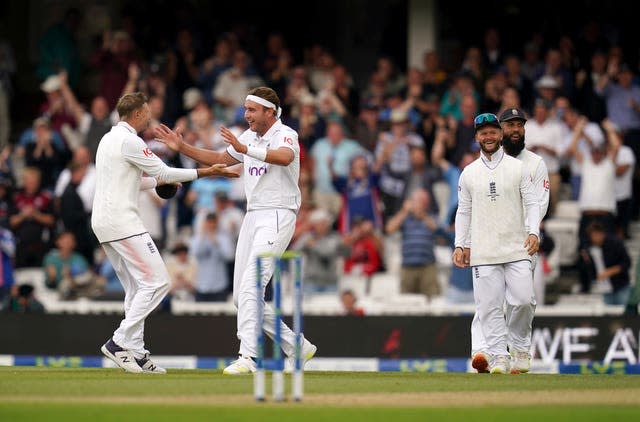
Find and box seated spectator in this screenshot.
[385,188,441,301]
[94,249,124,300]
[1,284,45,314]
[291,208,350,294]
[43,231,104,300]
[340,289,365,316]
[578,221,631,304]
[189,212,234,301]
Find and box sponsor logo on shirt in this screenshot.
[147,242,156,254]
[143,147,154,157]
[248,165,268,176]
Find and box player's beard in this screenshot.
[502,134,525,157]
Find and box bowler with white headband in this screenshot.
[154,86,317,375]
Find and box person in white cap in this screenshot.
[154,86,317,375]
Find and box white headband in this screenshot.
[246,94,282,119]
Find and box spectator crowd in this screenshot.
[1,8,639,314]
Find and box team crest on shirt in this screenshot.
[487,181,499,201]
[142,147,154,157]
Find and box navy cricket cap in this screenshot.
[499,108,527,123]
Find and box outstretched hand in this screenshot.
[154,124,183,152]
[202,163,240,178]
[220,126,246,154]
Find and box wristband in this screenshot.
[455,246,464,252]
[246,146,267,161]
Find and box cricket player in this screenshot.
[469,108,550,374]
[452,112,541,374]
[93,92,239,374]
[155,86,317,375]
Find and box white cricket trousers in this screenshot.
[102,233,170,359]
[471,260,536,358]
[233,208,299,358]
[471,255,539,356]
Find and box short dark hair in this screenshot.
[116,92,148,119]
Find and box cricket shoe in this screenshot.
[284,341,317,373]
[510,351,531,374]
[471,351,490,373]
[489,355,510,374]
[101,339,143,373]
[136,353,167,374]
[223,356,257,375]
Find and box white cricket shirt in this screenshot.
[455,148,540,266]
[91,122,198,243]
[226,120,301,212]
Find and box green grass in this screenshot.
[1,367,639,421]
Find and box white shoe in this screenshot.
[471,351,490,373]
[136,354,167,374]
[285,341,317,373]
[223,356,257,375]
[101,339,143,373]
[511,351,531,374]
[490,355,510,374]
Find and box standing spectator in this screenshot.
[35,8,82,89]
[565,115,618,263]
[601,119,636,240]
[58,160,96,265]
[189,212,234,302]
[291,208,350,294]
[21,117,70,191]
[58,70,114,160]
[9,167,56,268]
[452,112,540,374]
[385,188,440,301]
[353,100,384,154]
[595,62,640,218]
[525,98,564,215]
[213,49,264,124]
[578,221,631,304]
[198,36,233,106]
[310,119,370,219]
[332,154,383,235]
[559,106,605,200]
[374,109,425,221]
[574,50,608,123]
[89,30,137,110]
